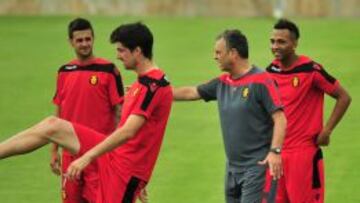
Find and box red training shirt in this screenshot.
[53,57,124,135]
[266,55,339,150]
[110,68,173,181]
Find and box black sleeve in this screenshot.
[256,79,283,114]
[197,78,220,102]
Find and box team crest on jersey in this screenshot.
[242,87,249,98]
[89,75,98,85]
[292,76,300,87]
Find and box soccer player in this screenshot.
[173,29,287,203]
[51,17,124,203]
[265,19,352,203]
[0,22,173,203]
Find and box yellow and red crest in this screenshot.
[89,75,98,85]
[292,76,300,87]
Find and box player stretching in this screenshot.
[0,22,172,203]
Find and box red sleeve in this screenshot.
[130,86,169,119]
[313,64,339,94]
[52,72,64,105]
[108,66,125,105]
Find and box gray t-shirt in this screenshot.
[197,67,282,171]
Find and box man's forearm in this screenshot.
[173,87,201,101]
[83,115,145,161]
[324,87,351,132]
[271,110,287,148]
[83,128,129,161]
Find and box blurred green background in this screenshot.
[0,16,359,202]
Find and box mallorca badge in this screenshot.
[89,75,98,86]
[242,87,249,98]
[292,76,300,87]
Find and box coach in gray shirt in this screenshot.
[173,29,287,203]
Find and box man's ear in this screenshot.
[133,47,143,58]
[229,48,238,58]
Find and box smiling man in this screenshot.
[50,18,124,203]
[51,18,124,203]
[265,19,351,203]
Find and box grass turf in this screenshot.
[0,16,359,202]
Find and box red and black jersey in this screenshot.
[266,55,339,150]
[111,68,173,181]
[53,57,124,135]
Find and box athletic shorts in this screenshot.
[72,123,146,203]
[61,152,99,203]
[263,147,324,203]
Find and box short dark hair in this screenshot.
[110,22,153,60]
[68,18,94,39]
[274,19,300,40]
[217,29,249,59]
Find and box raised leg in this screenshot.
[0,116,80,160]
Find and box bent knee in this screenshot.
[41,116,68,137]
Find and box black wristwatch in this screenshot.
[269,147,282,154]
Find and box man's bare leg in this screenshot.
[0,116,80,160]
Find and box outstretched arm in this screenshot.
[66,114,146,179]
[317,84,351,146]
[173,87,201,101]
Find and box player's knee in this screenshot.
[42,116,65,137]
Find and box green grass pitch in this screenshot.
[0,16,359,202]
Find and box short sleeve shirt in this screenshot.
[197,66,283,170]
[266,55,339,149]
[53,57,124,135]
[111,69,173,181]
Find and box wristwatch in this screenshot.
[269,147,282,154]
